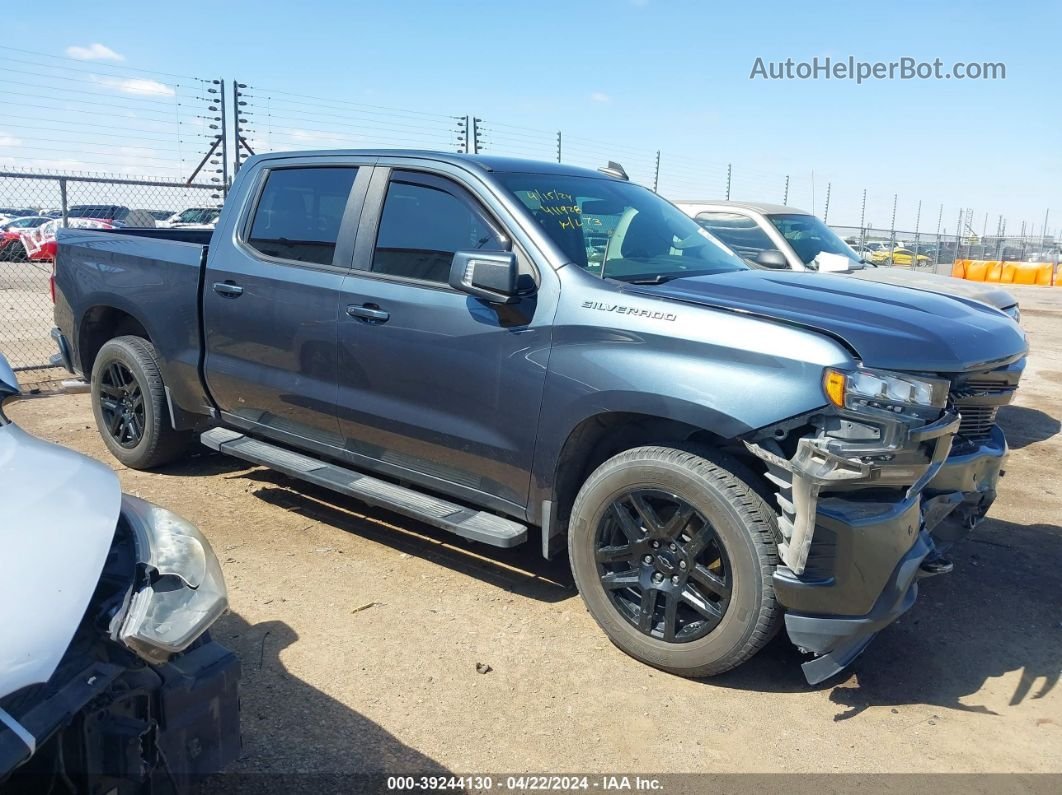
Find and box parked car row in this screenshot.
[0,205,222,263]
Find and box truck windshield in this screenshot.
[496,173,747,283]
[766,213,863,269]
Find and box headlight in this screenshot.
[1003,304,1021,324]
[823,367,949,414]
[117,495,228,664]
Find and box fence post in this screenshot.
[652,150,660,193]
[725,163,731,200]
[889,194,897,257]
[783,175,789,205]
[859,188,866,250]
[934,203,943,268]
[913,199,921,266]
[59,178,69,228]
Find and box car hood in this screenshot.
[848,267,1017,310]
[0,423,120,699]
[627,270,1027,373]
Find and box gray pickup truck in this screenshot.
[51,150,1027,684]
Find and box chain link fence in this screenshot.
[0,170,217,373]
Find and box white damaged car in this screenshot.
[0,354,240,793]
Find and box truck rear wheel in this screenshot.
[568,445,781,677]
[90,336,191,469]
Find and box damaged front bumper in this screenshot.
[744,405,1011,684]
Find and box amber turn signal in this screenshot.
[823,369,846,408]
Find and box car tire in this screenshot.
[568,445,782,678]
[90,335,192,469]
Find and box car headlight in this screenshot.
[823,367,949,415]
[1003,304,1021,324]
[117,494,228,664]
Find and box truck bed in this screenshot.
[53,227,213,423]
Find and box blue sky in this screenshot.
[3,0,1059,234]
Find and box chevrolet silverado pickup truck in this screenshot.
[676,200,1021,322]
[51,151,1027,684]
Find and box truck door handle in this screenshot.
[213,281,244,298]
[346,304,390,323]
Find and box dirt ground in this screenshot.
[8,285,1062,778]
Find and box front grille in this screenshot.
[947,360,1023,443]
[957,405,999,440]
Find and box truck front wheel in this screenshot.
[568,445,782,677]
[90,336,192,469]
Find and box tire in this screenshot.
[568,445,781,678]
[90,335,192,469]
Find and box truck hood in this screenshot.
[0,423,120,699]
[627,270,1027,373]
[848,267,1018,311]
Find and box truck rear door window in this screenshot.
[372,173,505,284]
[247,167,357,266]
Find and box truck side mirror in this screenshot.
[449,251,520,304]
[755,249,790,269]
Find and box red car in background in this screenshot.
[0,216,50,262]
[18,218,116,262]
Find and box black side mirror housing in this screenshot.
[755,249,790,269]
[449,251,520,304]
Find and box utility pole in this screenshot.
[186,77,227,198]
[725,163,732,200]
[823,182,831,223]
[454,116,469,153]
[652,150,660,193]
[556,131,562,163]
[783,175,790,205]
[233,81,255,175]
[471,117,484,154]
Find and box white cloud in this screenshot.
[66,43,124,62]
[0,133,21,147]
[590,91,611,103]
[91,75,176,97]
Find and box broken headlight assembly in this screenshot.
[115,495,229,664]
[823,366,949,418]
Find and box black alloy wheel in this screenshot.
[97,360,146,448]
[595,489,732,643]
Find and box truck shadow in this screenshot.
[709,517,1062,721]
[997,404,1060,450]
[238,467,576,604]
[200,610,452,793]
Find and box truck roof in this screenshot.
[674,199,812,216]
[250,149,613,180]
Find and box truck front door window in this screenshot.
[247,167,357,266]
[372,176,506,283]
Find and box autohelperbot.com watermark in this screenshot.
[749,56,1006,83]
